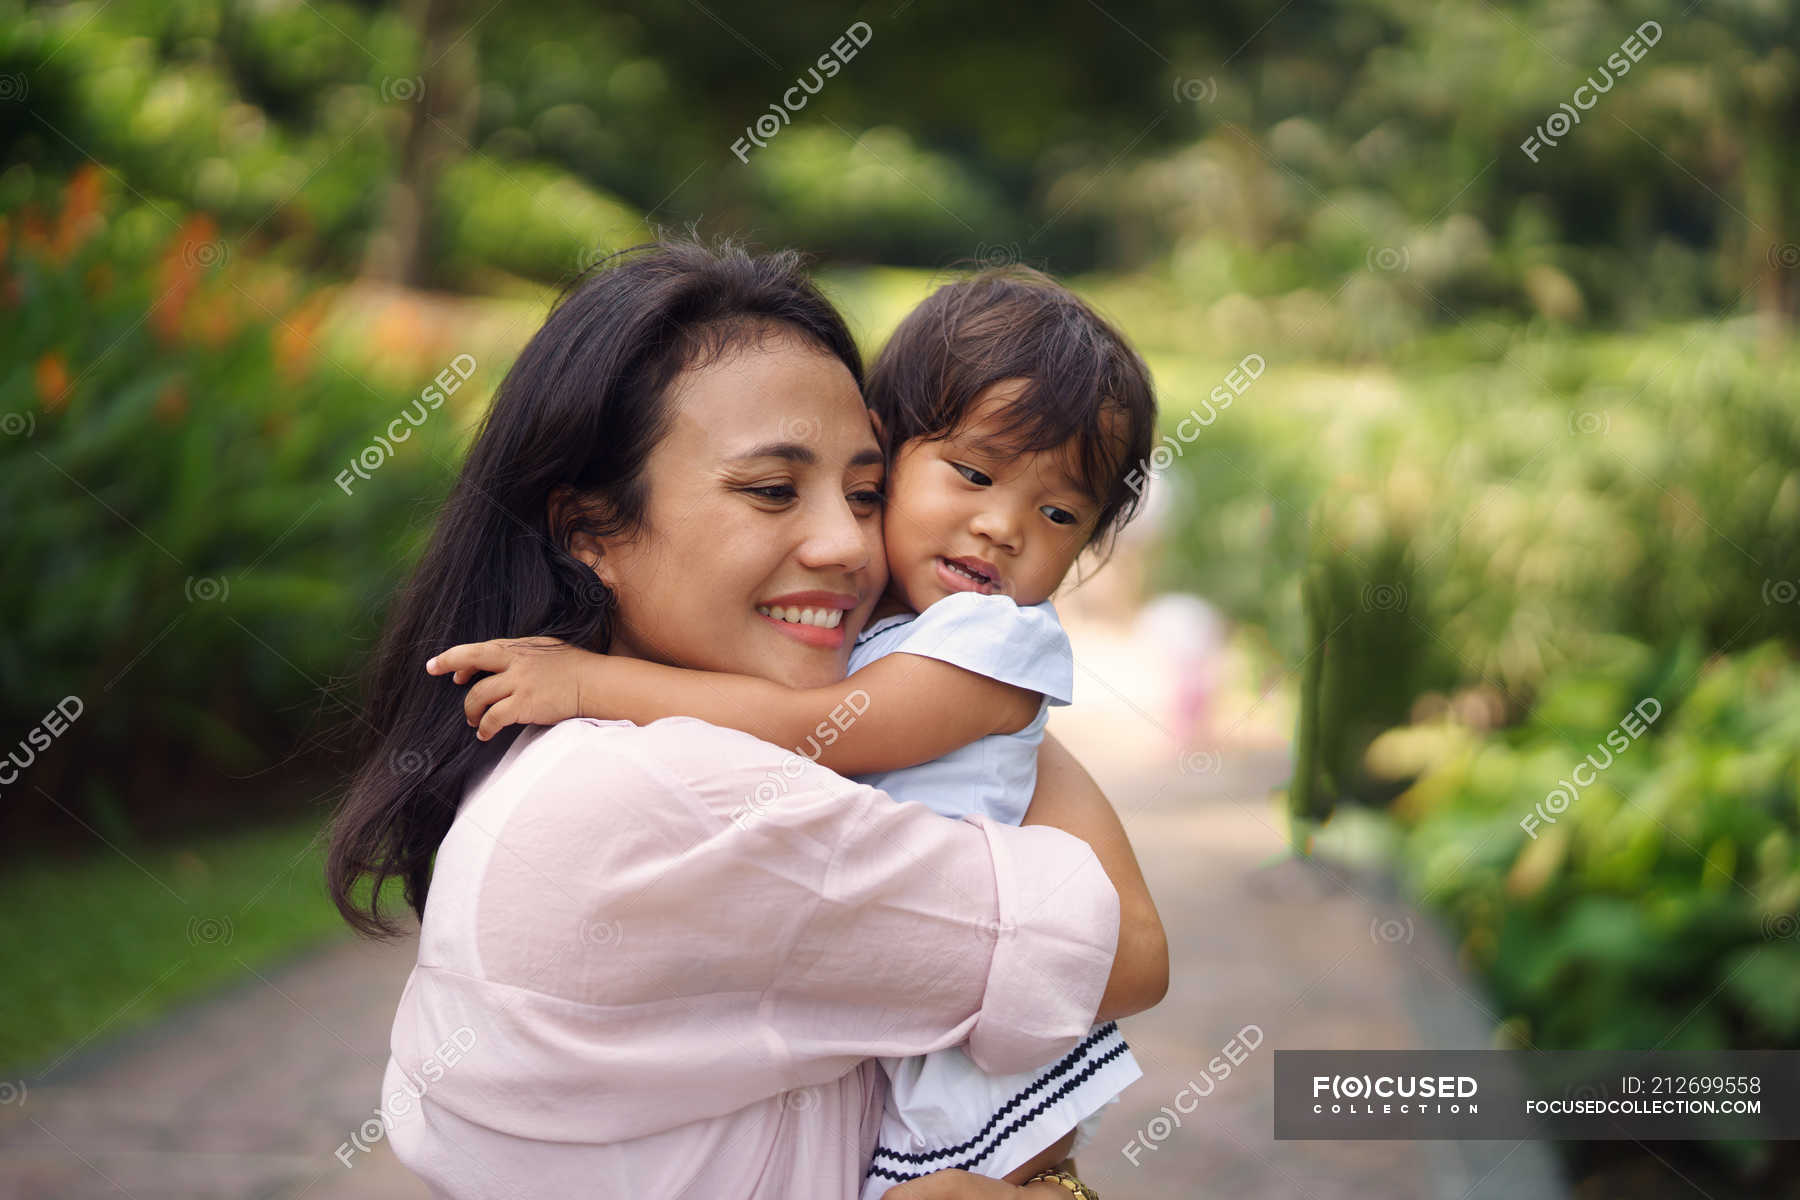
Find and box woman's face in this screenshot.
[590,330,888,690]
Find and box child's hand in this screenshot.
[425,636,605,740]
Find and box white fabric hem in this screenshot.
[859,1034,1142,1200]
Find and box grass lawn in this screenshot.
[0,815,365,1075]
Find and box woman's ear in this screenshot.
[547,485,617,586]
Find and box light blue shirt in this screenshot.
[848,591,1074,827]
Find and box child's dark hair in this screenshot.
[864,265,1157,557]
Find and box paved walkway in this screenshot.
[0,932,424,1198]
[0,605,1565,1198]
[1048,608,1565,1199]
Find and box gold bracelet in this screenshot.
[1022,1167,1100,1199]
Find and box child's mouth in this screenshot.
[936,556,1000,595]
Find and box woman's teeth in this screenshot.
[757,605,843,629]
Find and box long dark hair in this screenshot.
[326,240,862,937]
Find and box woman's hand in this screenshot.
[881,1169,1071,1198]
[425,636,607,739]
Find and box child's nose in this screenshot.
[970,505,1021,551]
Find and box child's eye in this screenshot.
[1040,505,1079,526]
[952,463,993,487]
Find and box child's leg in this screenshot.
[1000,1130,1077,1184]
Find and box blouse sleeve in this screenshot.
[885,591,1074,705]
[404,716,1118,1145]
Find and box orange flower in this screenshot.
[154,381,188,424]
[152,214,221,345]
[35,352,71,413]
[19,206,48,250]
[196,302,240,347]
[52,165,105,260]
[375,300,425,361]
[276,291,332,381]
[17,208,57,268]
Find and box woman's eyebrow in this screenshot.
[729,443,884,470]
[730,442,815,464]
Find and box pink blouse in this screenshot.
[379,716,1121,1199]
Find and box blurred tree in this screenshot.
[361,0,477,286]
[4,0,1796,303]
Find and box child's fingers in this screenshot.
[476,696,520,742]
[427,640,513,679]
[463,674,512,728]
[428,637,567,679]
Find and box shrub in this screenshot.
[1,169,461,846]
[1145,325,1800,823]
[1387,638,1800,1053]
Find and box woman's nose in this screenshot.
[796,495,872,573]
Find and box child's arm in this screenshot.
[426,636,1043,776]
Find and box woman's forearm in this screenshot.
[1024,733,1169,1021]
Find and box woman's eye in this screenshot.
[1041,505,1079,526]
[745,484,798,502]
[952,463,993,486]
[849,488,886,510]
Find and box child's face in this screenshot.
[881,379,1102,613]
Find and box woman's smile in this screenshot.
[755,590,860,648]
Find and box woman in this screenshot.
[326,241,1168,1199]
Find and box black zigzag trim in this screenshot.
[865,1023,1130,1182]
[870,1023,1124,1168]
[865,1037,1130,1181]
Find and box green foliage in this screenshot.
[0,814,398,1072]
[433,153,645,286]
[746,127,1007,266]
[9,0,1796,307]
[0,1,403,258]
[0,175,459,833]
[1144,325,1800,816]
[1388,640,1800,1054]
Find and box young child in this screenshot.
[427,266,1160,1193]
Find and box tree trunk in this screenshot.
[361,0,475,288]
[1744,103,1798,354]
